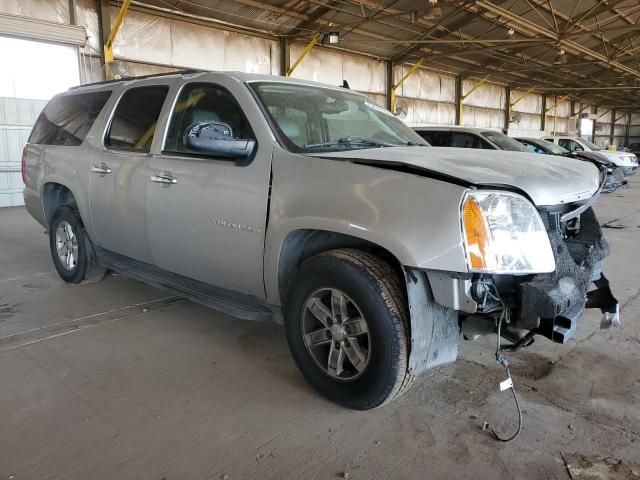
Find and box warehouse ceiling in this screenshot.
[128,0,640,110]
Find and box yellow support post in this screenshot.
[545,94,570,113]
[104,0,131,66]
[510,86,536,109]
[462,74,491,101]
[457,74,491,125]
[553,95,558,135]
[286,33,321,77]
[389,57,425,114]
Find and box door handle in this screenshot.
[150,173,178,186]
[91,163,111,176]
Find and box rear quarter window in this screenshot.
[29,90,112,146]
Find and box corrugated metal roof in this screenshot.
[128,0,640,109]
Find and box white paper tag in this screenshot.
[500,377,513,392]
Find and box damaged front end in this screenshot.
[462,204,619,350]
[408,189,620,375]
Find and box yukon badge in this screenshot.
[214,219,263,234]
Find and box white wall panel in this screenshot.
[508,127,544,138]
[597,109,612,123]
[79,7,281,76]
[399,98,455,126]
[511,90,542,114]
[76,0,99,54]
[615,113,627,125]
[463,81,505,110]
[0,0,69,24]
[0,97,47,207]
[513,112,541,131]
[463,106,504,129]
[393,66,456,102]
[291,45,386,94]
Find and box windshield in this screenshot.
[249,82,428,152]
[482,131,529,152]
[533,138,569,154]
[580,138,601,150]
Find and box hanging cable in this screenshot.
[483,300,523,443]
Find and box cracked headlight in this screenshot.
[461,191,555,274]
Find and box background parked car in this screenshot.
[413,126,530,152]
[625,142,640,156]
[543,135,638,176]
[514,137,626,193]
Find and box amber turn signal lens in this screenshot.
[462,195,489,270]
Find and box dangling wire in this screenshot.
[483,301,523,442]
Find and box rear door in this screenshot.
[89,84,170,263]
[145,79,272,298]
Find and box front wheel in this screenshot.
[49,205,106,284]
[284,249,413,410]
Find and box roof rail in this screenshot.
[69,69,206,90]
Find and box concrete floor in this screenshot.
[1,176,639,480]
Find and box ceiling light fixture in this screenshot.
[424,0,442,20]
[507,28,515,36]
[322,31,340,45]
[554,48,567,65]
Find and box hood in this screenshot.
[313,146,601,206]
[596,149,637,166]
[568,151,615,168]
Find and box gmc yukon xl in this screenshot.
[22,71,618,410]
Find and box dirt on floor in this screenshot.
[0,176,639,480]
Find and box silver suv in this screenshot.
[23,71,618,410]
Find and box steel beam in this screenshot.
[455,75,463,126]
[504,85,511,132]
[475,0,640,82]
[510,86,536,108]
[104,0,131,65]
[96,0,111,70]
[610,109,616,146]
[386,60,394,112]
[390,57,425,113]
[286,33,320,77]
[280,37,290,77]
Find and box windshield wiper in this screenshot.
[305,137,397,149]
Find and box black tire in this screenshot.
[284,248,413,410]
[49,205,106,285]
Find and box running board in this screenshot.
[96,247,278,322]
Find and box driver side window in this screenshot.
[163,83,255,155]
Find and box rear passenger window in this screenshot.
[29,91,111,146]
[106,86,168,152]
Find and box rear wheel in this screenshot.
[284,249,413,410]
[49,205,106,284]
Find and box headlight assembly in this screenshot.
[461,191,556,274]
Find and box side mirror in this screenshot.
[183,121,256,160]
[574,145,584,151]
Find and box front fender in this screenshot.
[264,150,470,305]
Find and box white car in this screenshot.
[543,136,638,176]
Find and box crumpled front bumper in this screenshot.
[514,207,618,343]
